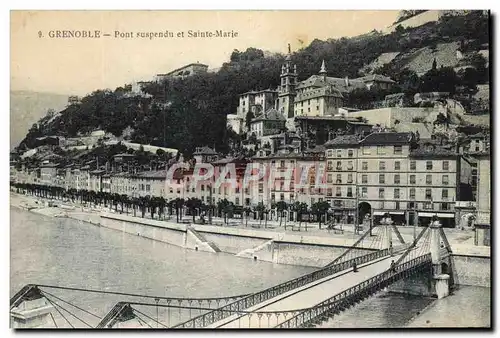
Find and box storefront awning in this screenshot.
[419,212,455,218]
[373,211,385,216]
[389,211,405,215]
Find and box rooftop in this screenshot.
[359,132,414,145]
[251,108,286,122]
[324,135,361,147]
[134,170,168,179]
[114,153,135,157]
[165,62,209,76]
[240,89,278,96]
[296,75,366,93]
[358,74,396,83]
[193,146,218,155]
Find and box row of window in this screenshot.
[327,187,451,200]
[328,160,450,171]
[328,173,451,185]
[331,200,451,211]
[375,174,450,185]
[327,145,404,157]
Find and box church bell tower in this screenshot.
[278,44,297,129]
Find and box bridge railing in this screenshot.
[275,253,432,328]
[174,248,390,328]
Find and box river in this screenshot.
[10,207,490,328]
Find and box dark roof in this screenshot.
[253,151,319,160]
[324,135,360,148]
[469,132,486,139]
[358,74,395,83]
[212,156,248,165]
[294,116,360,123]
[410,146,458,158]
[359,132,414,145]
[251,108,285,122]
[41,163,58,168]
[114,153,135,157]
[239,89,278,96]
[134,170,168,179]
[305,145,326,154]
[193,146,218,155]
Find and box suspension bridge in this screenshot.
[10,217,454,329]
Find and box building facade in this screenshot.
[475,153,490,225]
[324,132,460,227]
[156,62,209,82]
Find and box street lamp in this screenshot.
[365,213,373,236]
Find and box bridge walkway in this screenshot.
[210,251,409,328]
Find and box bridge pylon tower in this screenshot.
[430,217,451,299]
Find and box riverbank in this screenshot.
[10,193,491,328]
[10,192,490,285]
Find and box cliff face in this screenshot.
[10,90,68,149]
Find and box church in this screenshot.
[227,45,396,140]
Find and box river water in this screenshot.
[10,207,490,328]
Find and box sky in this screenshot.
[11,10,400,96]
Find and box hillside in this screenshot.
[17,11,490,157]
[10,90,68,150]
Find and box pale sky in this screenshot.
[11,10,399,96]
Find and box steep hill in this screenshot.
[10,90,68,150]
[17,11,489,157]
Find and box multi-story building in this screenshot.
[253,146,325,207]
[132,170,168,198]
[249,108,286,138]
[102,174,111,193]
[228,46,395,136]
[193,146,219,164]
[324,132,461,227]
[110,173,133,196]
[64,166,84,191]
[156,62,209,82]
[228,89,279,134]
[475,152,490,225]
[89,169,106,192]
[39,163,58,187]
[324,135,362,223]
[464,132,490,153]
[209,157,249,206]
[408,140,460,228]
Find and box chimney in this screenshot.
[344,76,350,87]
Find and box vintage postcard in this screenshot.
[9,10,491,329]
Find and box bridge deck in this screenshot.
[210,252,407,328]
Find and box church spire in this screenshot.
[319,60,327,80]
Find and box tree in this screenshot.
[186,197,202,223]
[394,69,421,99]
[394,24,405,35]
[432,58,437,70]
[292,202,309,231]
[420,67,459,95]
[217,199,234,224]
[275,201,288,227]
[311,201,330,229]
[156,148,166,158]
[468,53,488,83]
[254,202,266,228]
